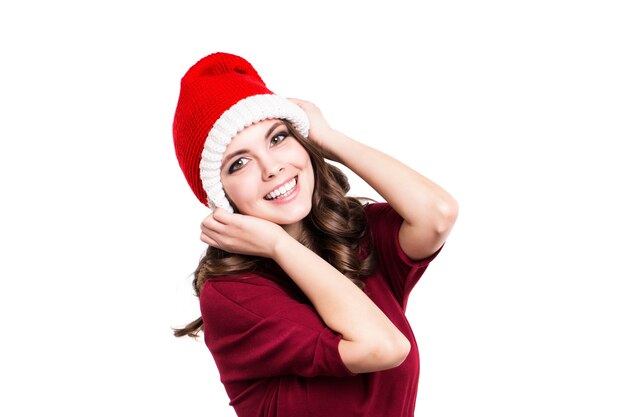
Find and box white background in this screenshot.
[1,1,624,416]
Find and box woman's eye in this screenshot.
[270,131,289,145]
[228,158,249,173]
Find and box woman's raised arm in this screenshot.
[290,99,459,260]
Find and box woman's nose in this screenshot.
[262,159,284,180]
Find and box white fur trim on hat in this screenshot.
[199,94,309,212]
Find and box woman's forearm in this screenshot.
[272,235,410,373]
[326,130,457,230]
[323,130,458,258]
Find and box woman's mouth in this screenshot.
[264,176,298,200]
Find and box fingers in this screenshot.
[201,208,228,231]
[211,207,233,223]
[288,97,316,110]
[200,208,224,246]
[200,219,218,245]
[200,232,219,247]
[200,208,240,248]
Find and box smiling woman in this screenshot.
[171,52,457,417]
[219,119,315,228]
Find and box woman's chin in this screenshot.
[260,202,311,228]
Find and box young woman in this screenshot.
[172,52,458,417]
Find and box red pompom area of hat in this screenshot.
[173,53,274,205]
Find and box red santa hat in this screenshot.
[172,52,309,211]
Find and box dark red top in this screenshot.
[200,203,441,417]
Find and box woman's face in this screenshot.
[220,119,315,231]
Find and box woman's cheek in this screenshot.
[225,175,255,209]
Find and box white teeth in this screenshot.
[265,177,297,200]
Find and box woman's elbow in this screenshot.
[382,335,411,368]
[367,334,411,371]
[340,333,412,374]
[435,198,459,235]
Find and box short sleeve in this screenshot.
[364,202,442,308]
[200,277,356,383]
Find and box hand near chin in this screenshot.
[200,208,289,258]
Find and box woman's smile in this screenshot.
[264,176,298,201]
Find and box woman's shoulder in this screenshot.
[201,273,282,297]
[199,271,314,329]
[362,200,393,217]
[199,273,286,317]
[363,200,407,224]
[200,269,305,308]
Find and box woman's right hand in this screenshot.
[200,208,290,258]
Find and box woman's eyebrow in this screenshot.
[265,121,283,139]
[221,122,284,169]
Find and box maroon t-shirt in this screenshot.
[200,202,441,417]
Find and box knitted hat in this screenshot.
[172,52,309,211]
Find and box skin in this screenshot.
[219,118,315,238]
[201,99,459,373]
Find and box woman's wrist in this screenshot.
[318,129,354,164]
[270,231,297,261]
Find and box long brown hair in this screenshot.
[173,121,377,338]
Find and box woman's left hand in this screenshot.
[288,98,338,160]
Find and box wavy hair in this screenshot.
[174,121,377,338]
